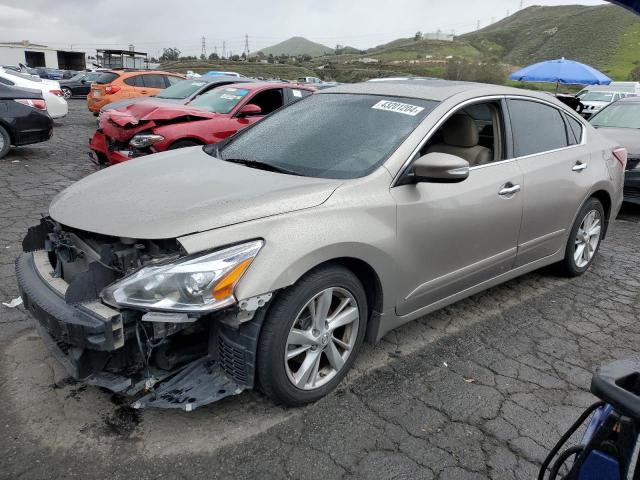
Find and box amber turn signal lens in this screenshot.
[211,258,253,301]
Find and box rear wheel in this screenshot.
[257,265,367,406]
[168,140,201,150]
[558,198,605,277]
[61,87,72,99]
[0,125,11,159]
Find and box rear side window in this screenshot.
[95,72,119,84]
[508,100,568,157]
[289,88,312,102]
[124,75,144,87]
[0,76,14,86]
[565,115,583,145]
[142,74,167,89]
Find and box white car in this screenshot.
[0,69,68,119]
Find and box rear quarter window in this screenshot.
[95,72,120,84]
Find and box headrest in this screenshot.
[442,114,479,148]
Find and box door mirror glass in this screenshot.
[411,152,469,183]
[238,103,262,117]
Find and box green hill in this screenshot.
[460,4,640,80]
[255,37,334,58]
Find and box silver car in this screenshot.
[16,80,626,410]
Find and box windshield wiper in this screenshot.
[222,158,302,176]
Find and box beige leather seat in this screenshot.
[426,114,492,166]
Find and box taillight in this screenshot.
[49,89,64,97]
[105,85,121,94]
[612,147,627,169]
[14,99,47,110]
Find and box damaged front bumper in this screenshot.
[16,219,271,411]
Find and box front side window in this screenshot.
[248,88,284,115]
[590,103,640,129]
[213,93,438,179]
[420,101,505,166]
[508,100,568,157]
[189,86,251,114]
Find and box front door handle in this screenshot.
[572,161,587,172]
[498,183,521,196]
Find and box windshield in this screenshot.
[214,93,438,179]
[582,91,615,102]
[591,103,640,129]
[157,79,208,99]
[189,86,251,113]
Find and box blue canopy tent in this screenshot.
[509,58,612,87]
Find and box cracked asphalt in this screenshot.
[1,100,639,480]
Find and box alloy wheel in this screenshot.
[0,134,4,152]
[62,88,72,99]
[574,209,602,268]
[284,287,360,390]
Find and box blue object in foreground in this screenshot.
[509,58,612,85]
[607,0,640,15]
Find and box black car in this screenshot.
[0,83,53,159]
[59,71,103,99]
[590,96,640,204]
[99,75,256,113]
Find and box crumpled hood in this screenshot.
[102,100,215,127]
[594,127,640,155]
[50,147,341,239]
[99,101,217,141]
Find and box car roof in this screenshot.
[115,70,183,77]
[191,75,257,85]
[220,81,314,91]
[318,79,551,102]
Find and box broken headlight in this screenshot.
[129,134,165,149]
[101,240,263,313]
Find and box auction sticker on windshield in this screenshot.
[372,100,424,116]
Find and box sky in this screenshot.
[0,0,608,58]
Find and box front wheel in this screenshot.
[61,87,72,99]
[558,198,605,277]
[0,125,11,159]
[257,265,367,406]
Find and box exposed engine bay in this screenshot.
[17,217,271,410]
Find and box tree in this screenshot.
[208,52,219,60]
[159,47,181,62]
[630,65,640,81]
[267,54,275,64]
[414,31,423,41]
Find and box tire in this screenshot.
[61,87,72,99]
[557,197,605,277]
[168,140,200,150]
[257,265,368,406]
[0,125,11,159]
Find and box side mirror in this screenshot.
[411,152,469,183]
[238,103,262,117]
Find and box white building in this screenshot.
[422,32,455,42]
[0,40,86,70]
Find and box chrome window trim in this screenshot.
[392,93,588,185]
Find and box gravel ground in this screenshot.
[0,100,639,480]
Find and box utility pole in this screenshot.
[222,41,226,59]
[244,34,250,57]
[214,46,218,57]
[491,16,496,24]
[201,36,206,58]
[477,20,481,30]
[520,0,524,9]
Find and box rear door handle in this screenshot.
[498,183,521,196]
[572,161,587,172]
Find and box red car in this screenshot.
[89,82,315,166]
